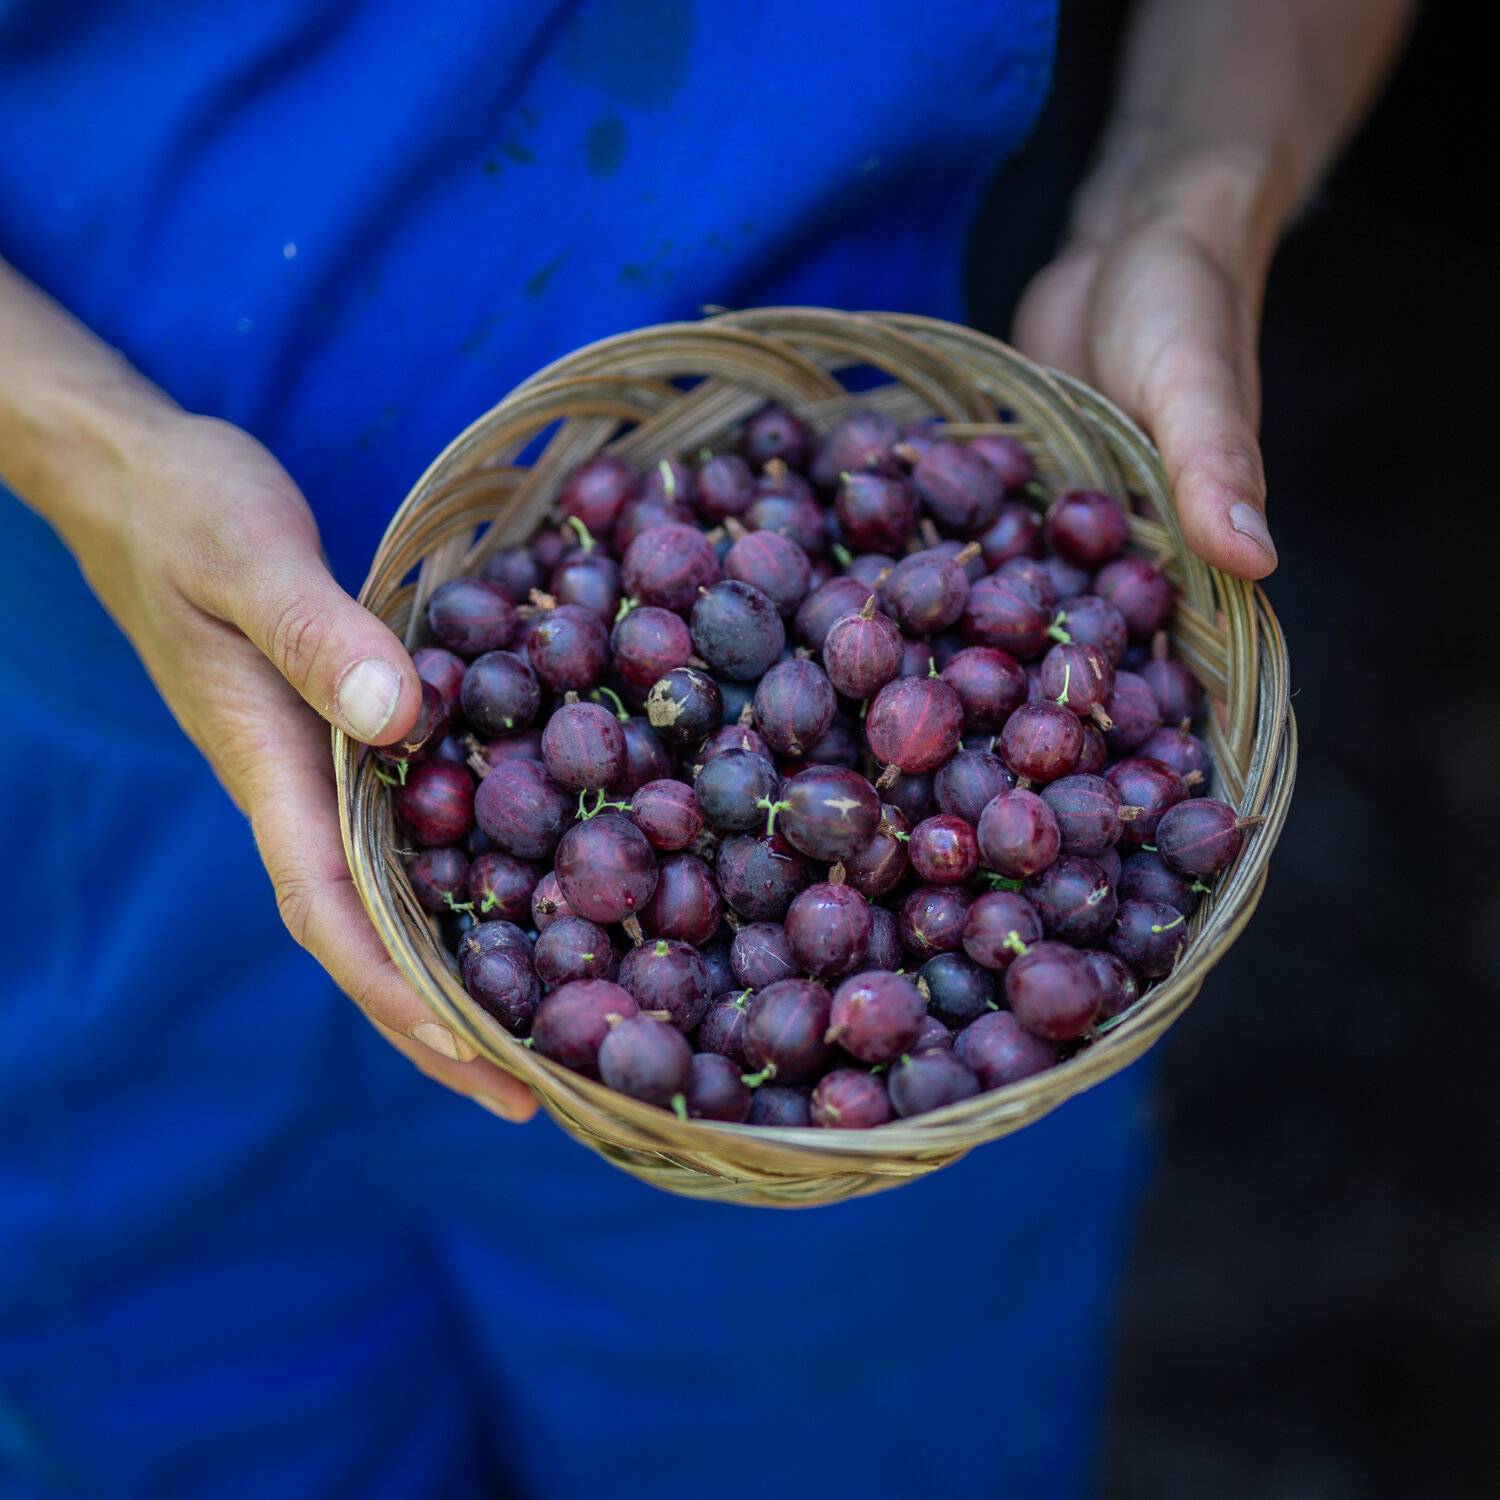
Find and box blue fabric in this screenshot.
[0,4,1158,1497]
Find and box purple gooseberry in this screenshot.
[954,1011,1055,1089]
[530,979,640,1074]
[886,1050,981,1117]
[783,880,873,979]
[1004,940,1103,1040]
[621,523,721,614]
[821,597,904,699]
[998,700,1084,783]
[685,1051,753,1121]
[826,971,927,1064]
[742,979,835,1085]
[553,812,659,923]
[394,758,476,847]
[810,1069,893,1129]
[1155,797,1247,879]
[639,852,722,946]
[908,814,980,885]
[1094,556,1175,641]
[1108,899,1189,979]
[866,675,964,774]
[426,576,517,659]
[533,914,618,987]
[975,789,1060,878]
[598,1013,694,1110]
[961,889,1044,970]
[898,884,974,962]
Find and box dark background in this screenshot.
[972,4,1500,1496]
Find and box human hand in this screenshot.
[1013,142,1281,580]
[55,407,538,1121]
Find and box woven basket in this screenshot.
[334,308,1296,1208]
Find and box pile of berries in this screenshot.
[384,403,1255,1127]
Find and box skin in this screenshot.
[0,0,1412,1117]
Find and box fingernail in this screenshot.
[411,1020,475,1061]
[1229,502,1278,565]
[337,657,403,740]
[475,1091,528,1123]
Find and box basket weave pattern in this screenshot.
[334,309,1296,1207]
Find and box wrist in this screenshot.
[1065,123,1298,292]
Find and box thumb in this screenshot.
[228,528,424,746]
[1141,337,1278,581]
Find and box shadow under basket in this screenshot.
[334,308,1296,1208]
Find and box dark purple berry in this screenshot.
[834,472,919,554]
[465,945,541,1033]
[1022,855,1118,947]
[961,890,1044,970]
[407,846,471,914]
[467,851,541,924]
[810,410,901,488]
[772,765,881,862]
[541,701,626,792]
[794,576,876,650]
[940,647,1027,733]
[621,523,721,614]
[962,574,1052,660]
[954,1012,1054,1089]
[784,881,873,979]
[1041,774,1129,858]
[646,667,723,747]
[474,759,573,860]
[697,989,752,1068]
[909,814,979,884]
[748,1084,813,1126]
[640,853,722,946]
[695,452,756,522]
[1156,798,1245,879]
[843,804,910,899]
[1005,940,1103,1040]
[821,598,904,699]
[887,1050,981,1117]
[918,951,996,1029]
[1094,556,1174,641]
[629,778,703,851]
[810,1069,893,1129]
[911,442,1002,533]
[723,529,812,618]
[616,938,713,1031]
[534,914,617,987]
[968,433,1034,490]
[998,700,1084,783]
[1083,949,1139,1021]
[753,659,837,757]
[1109,899,1189,979]
[531,979,639,1074]
[395,758,476,847]
[1104,757,1189,846]
[1045,490,1129,566]
[598,1013,693,1109]
[976,788,1060,878]
[1139,724,1214,791]
[975,500,1043,569]
[686,1051,753,1121]
[743,979,835,1085]
[827,970,927,1064]
[729,923,797,992]
[1118,849,1200,916]
[411,647,467,723]
[426,576,517,658]
[715,833,813,922]
[460,651,540,736]
[553,812,659,923]
[1101,670,1163,754]
[934,748,1014,825]
[743,405,813,470]
[898,884,974,962]
[557,453,639,536]
[866,676,964,775]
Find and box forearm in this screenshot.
[0,257,178,536]
[1075,0,1417,276]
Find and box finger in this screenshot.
[1010,246,1102,380]
[1089,238,1278,581]
[374,1021,539,1124]
[1138,338,1278,580]
[238,688,534,1119]
[214,522,424,747]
